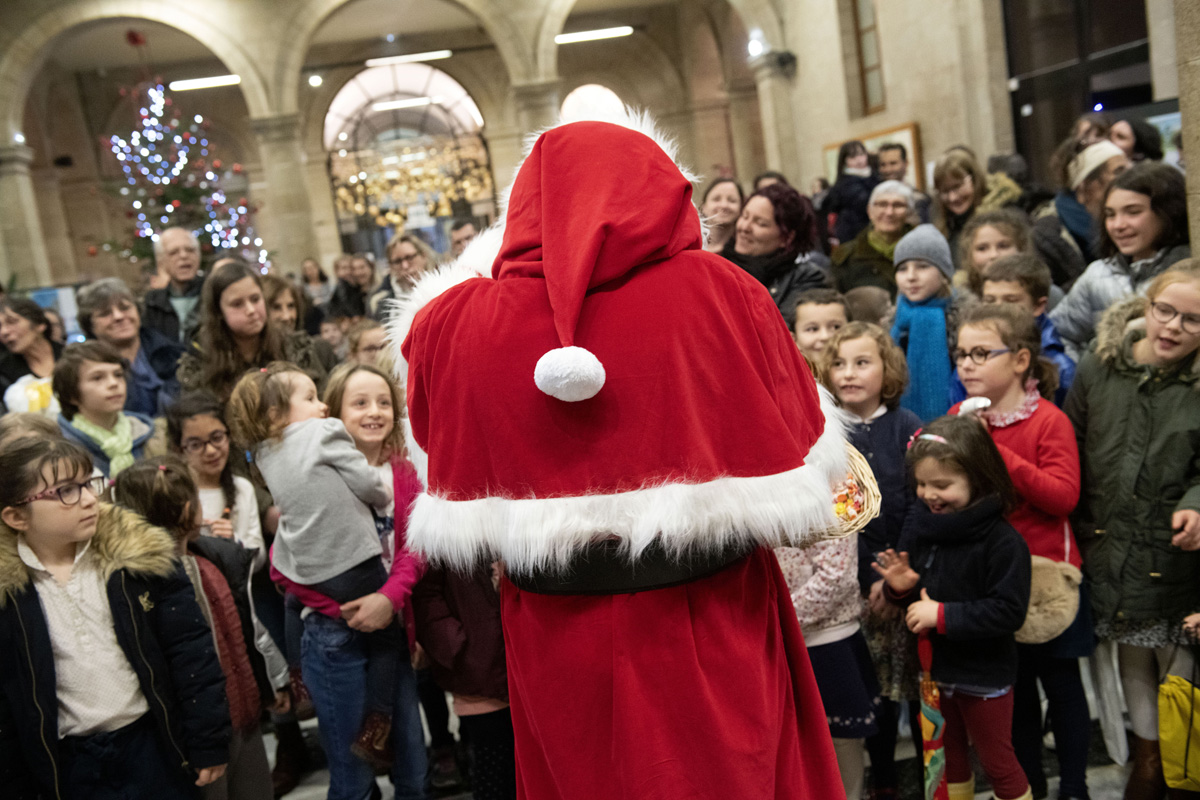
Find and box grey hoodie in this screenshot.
[256,417,393,584]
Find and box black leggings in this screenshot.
[865,698,922,790]
[1012,645,1090,798]
[459,708,516,800]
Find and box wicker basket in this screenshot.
[823,442,882,540]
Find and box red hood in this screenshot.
[493,121,702,348]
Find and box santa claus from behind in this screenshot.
[391,109,851,799]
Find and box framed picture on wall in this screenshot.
[823,122,924,191]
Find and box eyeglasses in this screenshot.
[953,347,1011,365]
[1149,301,1200,334]
[871,201,909,212]
[21,477,107,506]
[389,253,421,266]
[181,429,229,455]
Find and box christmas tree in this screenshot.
[105,81,263,265]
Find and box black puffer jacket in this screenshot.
[825,173,880,245]
[720,243,832,329]
[0,505,230,799]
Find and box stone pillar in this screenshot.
[750,55,801,184]
[1150,0,1180,101]
[511,80,561,136]
[1178,0,1200,244]
[486,126,526,196]
[726,82,765,185]
[249,114,319,273]
[0,145,52,288]
[31,168,75,283]
[303,149,344,267]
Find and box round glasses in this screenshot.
[181,429,229,455]
[21,477,107,506]
[1149,301,1200,335]
[953,347,1011,366]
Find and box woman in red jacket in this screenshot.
[952,303,1089,800]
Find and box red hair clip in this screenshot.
[157,464,168,471]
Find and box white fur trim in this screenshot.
[404,387,849,573]
[533,346,606,401]
[384,225,502,381]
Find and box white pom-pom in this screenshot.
[534,346,606,402]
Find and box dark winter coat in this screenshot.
[0,504,230,800]
[890,497,1031,689]
[825,173,879,245]
[326,278,369,320]
[122,326,186,417]
[142,276,204,344]
[412,565,508,702]
[849,406,922,593]
[1064,295,1200,625]
[831,224,912,297]
[719,241,832,329]
[175,329,330,401]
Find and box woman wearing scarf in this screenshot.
[721,182,832,329]
[832,180,916,298]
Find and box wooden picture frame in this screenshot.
[823,122,924,191]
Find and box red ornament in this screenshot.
[213,159,223,169]
[125,29,147,48]
[238,197,248,206]
[232,163,243,174]
[164,98,173,107]
[87,245,98,257]
[171,200,181,208]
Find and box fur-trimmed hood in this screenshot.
[0,503,177,607]
[1092,293,1200,386]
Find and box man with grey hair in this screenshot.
[76,277,185,415]
[832,179,915,297]
[142,226,204,342]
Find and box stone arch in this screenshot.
[0,2,270,141]
[273,0,536,120]
[535,0,785,81]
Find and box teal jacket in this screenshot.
[1065,295,1200,624]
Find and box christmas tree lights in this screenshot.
[106,82,264,265]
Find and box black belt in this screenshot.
[508,538,754,595]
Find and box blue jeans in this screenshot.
[301,612,428,800]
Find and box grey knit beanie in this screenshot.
[894,224,954,282]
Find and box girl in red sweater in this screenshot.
[952,303,1090,800]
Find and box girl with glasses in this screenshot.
[1065,259,1200,797]
[952,304,1091,800]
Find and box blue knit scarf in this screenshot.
[891,295,952,422]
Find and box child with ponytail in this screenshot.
[875,415,1032,800]
[951,303,1090,799]
[112,456,288,800]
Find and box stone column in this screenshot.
[486,125,526,196]
[249,114,319,273]
[0,145,52,288]
[303,149,344,267]
[750,55,801,184]
[31,168,75,283]
[726,82,765,185]
[1178,0,1200,244]
[1150,0,1180,101]
[511,80,561,137]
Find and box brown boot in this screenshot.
[288,667,315,721]
[272,719,309,798]
[1125,734,1167,800]
[350,711,393,774]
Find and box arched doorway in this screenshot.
[323,62,493,255]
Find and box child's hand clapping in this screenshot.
[871,548,920,594]
[906,588,940,634]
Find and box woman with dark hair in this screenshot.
[1110,117,1165,163]
[823,140,879,247]
[699,178,744,253]
[1035,138,1131,273]
[1050,161,1191,358]
[721,182,832,328]
[301,258,333,307]
[176,260,328,402]
[261,274,337,371]
[0,297,62,414]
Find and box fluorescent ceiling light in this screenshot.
[556,26,633,44]
[169,74,241,91]
[365,50,452,67]
[372,96,443,112]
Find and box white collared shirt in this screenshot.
[18,536,149,737]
